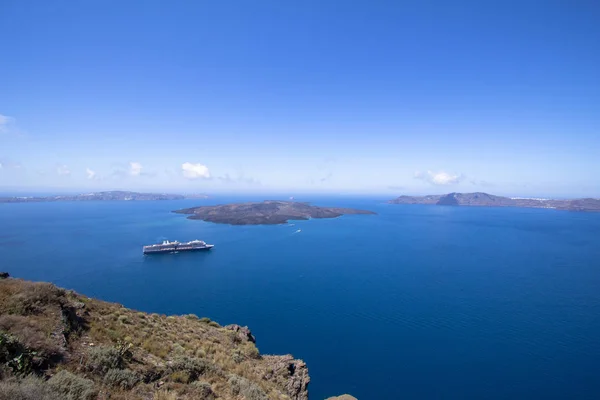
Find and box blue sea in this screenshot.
[2,196,600,399]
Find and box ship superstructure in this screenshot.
[143,239,214,254]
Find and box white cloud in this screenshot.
[0,114,14,134]
[164,167,176,177]
[470,179,494,187]
[0,158,21,170]
[56,164,71,176]
[129,162,143,176]
[217,173,260,186]
[86,168,97,180]
[182,162,211,179]
[414,170,463,185]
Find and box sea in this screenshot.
[1,195,600,399]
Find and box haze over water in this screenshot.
[2,197,600,399]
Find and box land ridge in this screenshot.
[389,192,600,212]
[173,200,376,225]
[0,274,313,400]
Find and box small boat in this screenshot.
[143,239,214,254]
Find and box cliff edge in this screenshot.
[0,275,309,400]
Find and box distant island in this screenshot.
[0,191,208,203]
[389,192,600,212]
[174,200,376,225]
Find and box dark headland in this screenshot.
[389,192,600,212]
[174,200,376,225]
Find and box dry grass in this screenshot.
[47,370,96,400]
[0,375,61,400]
[0,278,305,400]
[152,389,178,400]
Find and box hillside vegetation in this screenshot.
[0,276,309,400]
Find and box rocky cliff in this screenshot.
[0,275,310,400]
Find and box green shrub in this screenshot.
[85,346,123,374]
[104,368,140,389]
[106,329,120,342]
[192,380,212,389]
[243,344,260,360]
[170,356,213,382]
[191,381,215,400]
[198,317,211,323]
[142,338,170,358]
[184,314,199,320]
[208,321,220,328]
[228,374,268,400]
[47,370,96,400]
[0,316,63,366]
[232,350,244,364]
[169,370,191,383]
[243,384,269,400]
[0,376,61,400]
[172,343,185,354]
[0,332,35,375]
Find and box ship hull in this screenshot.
[143,245,214,254]
[142,240,214,254]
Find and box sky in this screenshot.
[1,1,599,197]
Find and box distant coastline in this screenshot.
[389,192,600,212]
[0,190,208,203]
[4,190,599,213]
[174,200,376,225]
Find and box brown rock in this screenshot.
[263,354,310,400]
[224,324,256,343]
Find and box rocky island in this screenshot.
[0,274,319,400]
[0,191,208,203]
[174,200,376,225]
[390,192,600,212]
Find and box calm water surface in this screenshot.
[1,196,600,399]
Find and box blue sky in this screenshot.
[1,1,599,197]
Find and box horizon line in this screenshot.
[0,187,597,201]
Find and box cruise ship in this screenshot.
[143,239,214,254]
